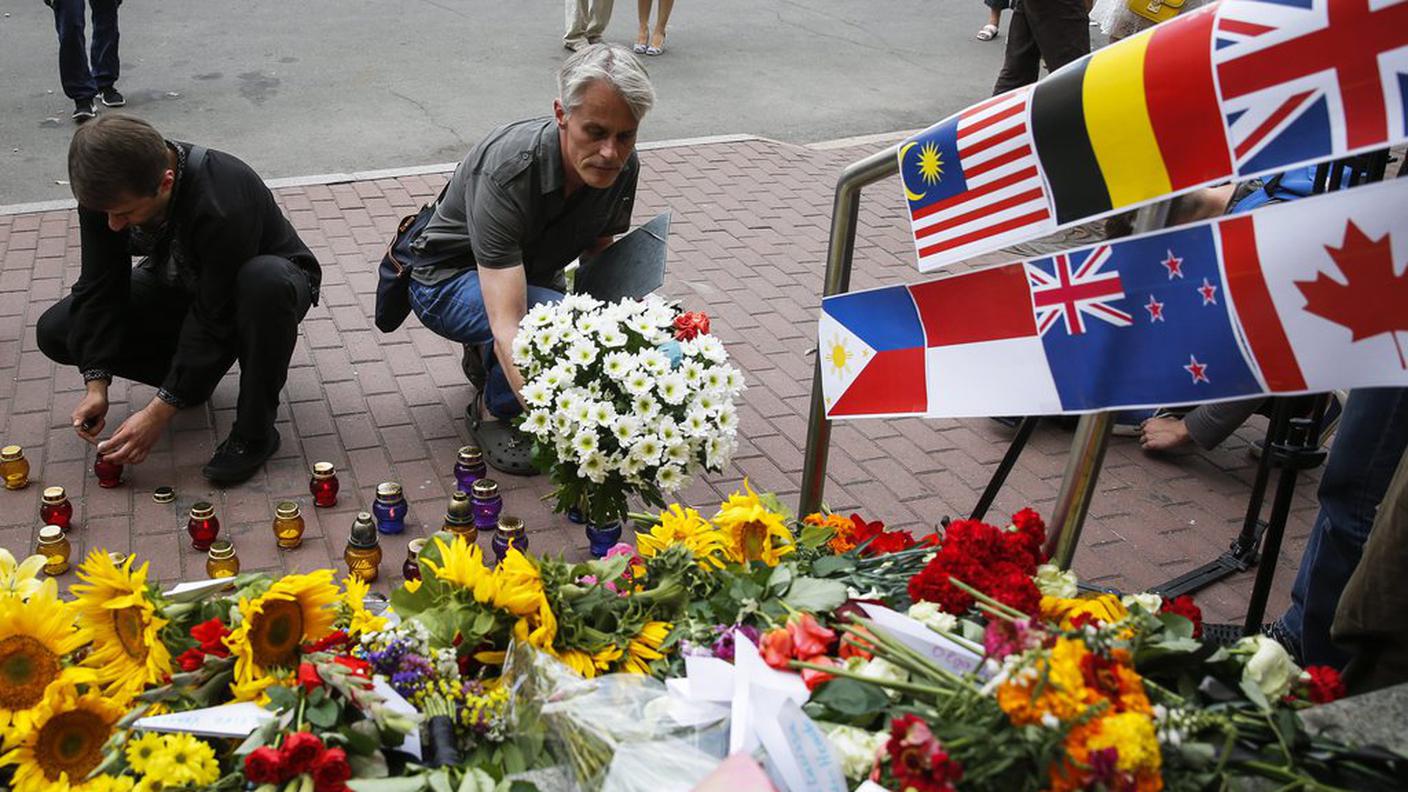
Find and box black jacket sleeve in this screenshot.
[67,206,132,380]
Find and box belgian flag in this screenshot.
[1030,9,1230,224]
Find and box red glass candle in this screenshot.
[94,454,124,488]
[309,462,339,508]
[40,487,73,532]
[187,501,220,551]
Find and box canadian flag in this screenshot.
[1221,176,1408,394]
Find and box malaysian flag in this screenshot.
[900,85,1056,272]
[1214,0,1408,177]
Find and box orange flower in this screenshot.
[786,613,835,657]
[760,628,793,670]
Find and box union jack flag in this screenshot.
[1214,0,1408,177]
[1027,246,1132,337]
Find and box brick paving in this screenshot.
[0,135,1321,622]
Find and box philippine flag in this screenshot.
[818,285,928,417]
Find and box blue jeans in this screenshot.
[53,0,120,100]
[409,269,563,420]
[1277,388,1408,667]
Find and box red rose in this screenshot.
[1159,595,1204,639]
[799,655,837,691]
[1303,666,1346,704]
[190,618,231,657]
[297,662,323,692]
[175,648,206,672]
[280,731,324,776]
[311,747,352,792]
[759,628,794,670]
[673,311,711,340]
[244,746,286,784]
[786,613,836,658]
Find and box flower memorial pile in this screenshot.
[0,502,1400,792]
[511,295,744,545]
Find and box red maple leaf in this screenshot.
[1295,222,1408,369]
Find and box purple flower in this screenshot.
[710,624,761,663]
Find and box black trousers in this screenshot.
[992,0,1091,95]
[52,0,120,101]
[37,255,312,442]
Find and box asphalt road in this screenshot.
[1,0,1009,205]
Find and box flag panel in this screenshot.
[926,339,1062,418]
[909,263,1035,347]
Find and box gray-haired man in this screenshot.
[407,43,654,475]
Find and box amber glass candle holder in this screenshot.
[344,512,382,583]
[1,445,30,490]
[272,501,306,549]
[310,462,339,508]
[205,540,240,578]
[40,487,73,533]
[37,525,70,575]
[442,491,477,542]
[187,502,221,551]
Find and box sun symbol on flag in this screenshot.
[827,334,856,379]
[917,142,944,185]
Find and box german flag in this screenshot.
[1030,9,1230,224]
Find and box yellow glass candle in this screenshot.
[344,512,382,583]
[272,501,306,549]
[1,445,29,490]
[37,525,70,575]
[205,540,240,578]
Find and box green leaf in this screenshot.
[349,750,391,779]
[809,677,889,716]
[344,721,380,755]
[265,684,299,712]
[766,563,794,597]
[428,770,454,792]
[1240,676,1271,711]
[798,522,835,551]
[306,699,339,729]
[782,577,849,612]
[808,555,856,578]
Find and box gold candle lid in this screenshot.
[38,524,65,542]
[496,515,524,535]
[207,539,235,559]
[457,445,483,465]
[445,491,473,523]
[276,501,301,519]
[189,501,216,520]
[42,486,67,504]
[108,551,130,565]
[408,537,428,555]
[0,445,22,461]
[376,481,403,500]
[348,512,379,548]
[312,461,336,479]
[152,486,176,503]
[471,479,499,498]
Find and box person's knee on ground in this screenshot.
[234,255,307,325]
[36,301,78,366]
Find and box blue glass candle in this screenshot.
[453,445,487,494]
[585,521,622,558]
[491,515,528,565]
[471,479,503,536]
[373,481,408,535]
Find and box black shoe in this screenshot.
[73,98,97,122]
[99,87,125,107]
[461,343,487,391]
[202,432,280,484]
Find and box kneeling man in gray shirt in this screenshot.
[407,43,654,475]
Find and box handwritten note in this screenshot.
[133,702,273,737]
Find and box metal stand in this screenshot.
[970,416,1040,521]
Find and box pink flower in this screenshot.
[786,613,836,658]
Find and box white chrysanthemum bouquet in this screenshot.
[512,294,744,528]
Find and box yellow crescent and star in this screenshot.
[900,139,945,203]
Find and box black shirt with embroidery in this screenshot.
[68,141,321,407]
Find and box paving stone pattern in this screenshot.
[0,137,1322,622]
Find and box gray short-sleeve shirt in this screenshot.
[410,117,638,288]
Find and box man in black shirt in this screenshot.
[37,115,320,484]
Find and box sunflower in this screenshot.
[0,681,124,792]
[71,550,172,701]
[340,576,388,637]
[0,549,46,600]
[422,535,498,604]
[141,733,220,788]
[492,549,546,618]
[620,621,671,675]
[635,505,732,570]
[510,597,559,654]
[0,579,93,738]
[713,482,795,566]
[224,570,339,702]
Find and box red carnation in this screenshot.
[304,629,350,654]
[1303,666,1346,704]
[673,311,711,340]
[280,731,325,776]
[311,747,352,792]
[986,569,1041,615]
[1159,595,1204,639]
[297,662,323,692]
[244,746,286,784]
[190,618,231,657]
[175,647,206,672]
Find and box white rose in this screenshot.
[1237,635,1300,701]
[907,601,959,635]
[1121,591,1164,615]
[823,725,885,781]
[1035,564,1079,599]
[857,656,910,687]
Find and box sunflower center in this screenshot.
[740,521,768,561]
[112,607,150,662]
[250,599,304,668]
[0,635,61,711]
[35,710,108,781]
